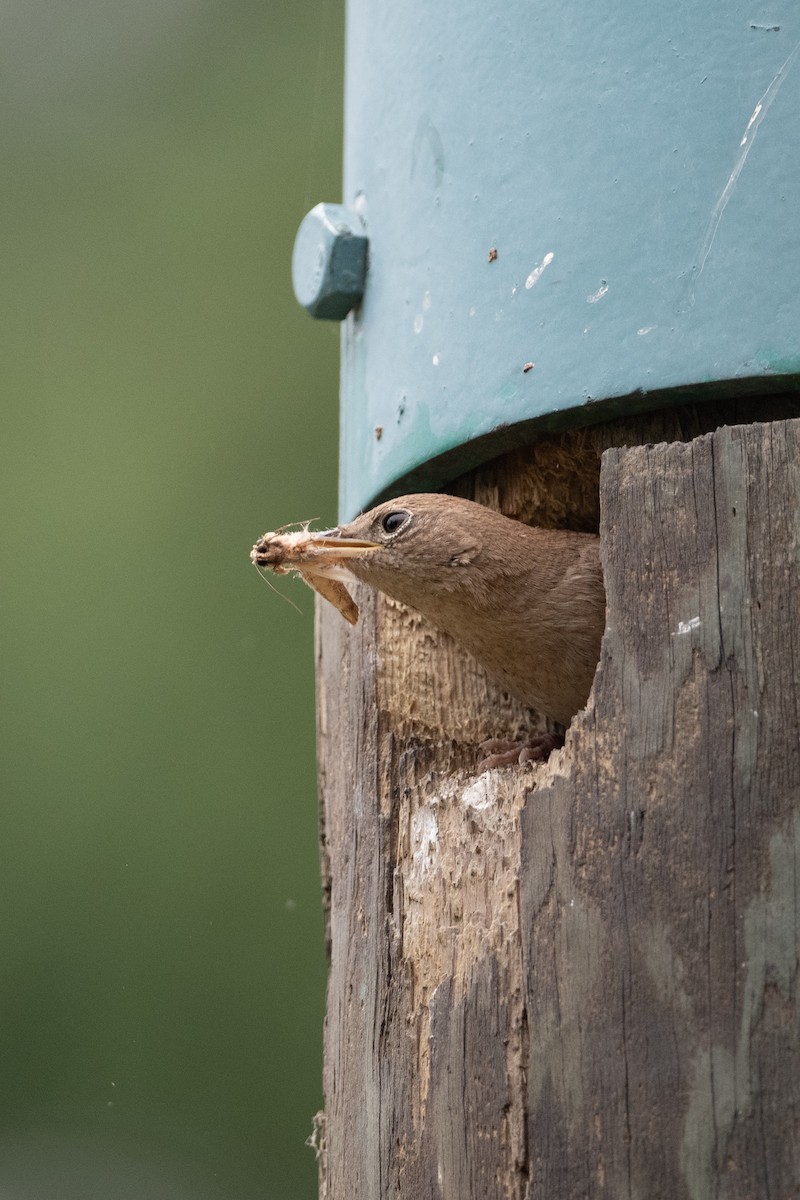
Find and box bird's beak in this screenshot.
[250,528,380,581]
[295,533,380,580]
[308,530,381,558]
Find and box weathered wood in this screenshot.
[523,419,800,1199]
[315,415,799,1200]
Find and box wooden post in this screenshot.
[314,414,800,1199]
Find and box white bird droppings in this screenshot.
[461,778,495,812]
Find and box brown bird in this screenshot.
[252,493,605,764]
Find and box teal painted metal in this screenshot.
[292,204,368,320]
[333,1,800,519]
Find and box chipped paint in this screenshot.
[525,251,554,289]
[587,281,609,304]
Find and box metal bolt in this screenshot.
[291,203,368,321]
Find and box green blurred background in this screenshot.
[1,2,343,1196]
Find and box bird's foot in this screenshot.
[477,732,564,773]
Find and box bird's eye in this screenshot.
[381,510,409,535]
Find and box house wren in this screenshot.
[252,493,606,734]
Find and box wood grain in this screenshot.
[315,415,799,1200]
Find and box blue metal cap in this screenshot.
[334,2,800,519]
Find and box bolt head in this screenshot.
[291,203,368,321]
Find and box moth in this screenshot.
[250,526,379,625]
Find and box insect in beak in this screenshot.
[249,528,380,624]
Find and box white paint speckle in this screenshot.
[672,616,701,636]
[468,305,476,317]
[413,313,424,334]
[422,290,432,311]
[432,353,440,366]
[637,325,656,336]
[587,281,608,304]
[525,251,554,289]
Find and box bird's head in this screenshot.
[310,493,491,607]
[251,492,515,621]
